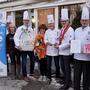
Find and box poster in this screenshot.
[70,40,82,53]
[0,11,7,77]
[83,29,90,53]
[83,44,90,53]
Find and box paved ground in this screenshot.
[0,58,74,90]
[22,79,74,90]
[0,76,74,90]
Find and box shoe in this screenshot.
[59,84,70,90]
[38,76,43,81]
[27,75,36,81]
[59,79,65,85]
[22,76,30,81]
[42,76,47,82]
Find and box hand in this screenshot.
[54,43,59,48]
[7,53,9,57]
[17,46,22,50]
[46,42,52,46]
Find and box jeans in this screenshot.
[8,49,21,75]
[21,51,35,77]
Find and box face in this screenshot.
[23,20,29,26]
[48,23,55,30]
[61,20,68,27]
[8,23,15,33]
[80,19,89,26]
[39,29,45,34]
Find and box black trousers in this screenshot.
[9,49,21,65]
[21,51,35,77]
[60,55,72,85]
[39,58,47,76]
[59,55,66,78]
[74,60,90,90]
[46,55,60,80]
[7,49,21,75]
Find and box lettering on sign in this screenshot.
[84,44,90,53]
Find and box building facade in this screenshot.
[0,0,88,29]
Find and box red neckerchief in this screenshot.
[59,23,70,44]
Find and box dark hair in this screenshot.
[38,24,47,32]
[8,23,16,33]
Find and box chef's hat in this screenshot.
[61,8,69,21]
[81,6,89,20]
[23,11,29,20]
[7,15,13,23]
[47,14,54,24]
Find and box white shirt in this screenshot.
[44,29,60,56]
[14,25,37,51]
[59,27,74,55]
[74,26,90,61]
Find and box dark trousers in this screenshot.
[39,58,47,76]
[46,55,60,80]
[86,62,90,88]
[59,55,66,78]
[59,55,72,85]
[74,60,90,90]
[21,51,35,77]
[8,49,21,75]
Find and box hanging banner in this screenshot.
[0,10,7,77]
[0,24,7,76]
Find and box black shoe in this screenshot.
[59,79,65,85]
[59,84,70,90]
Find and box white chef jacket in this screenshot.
[74,26,90,61]
[44,29,60,56]
[14,25,37,51]
[59,27,74,55]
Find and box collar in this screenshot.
[82,26,87,30]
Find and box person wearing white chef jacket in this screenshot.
[44,14,60,84]
[14,11,37,81]
[74,6,90,90]
[58,8,74,90]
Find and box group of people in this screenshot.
[6,5,90,90]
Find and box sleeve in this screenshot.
[14,27,21,48]
[44,31,49,44]
[6,35,9,53]
[59,28,75,50]
[56,30,61,44]
[34,35,38,47]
